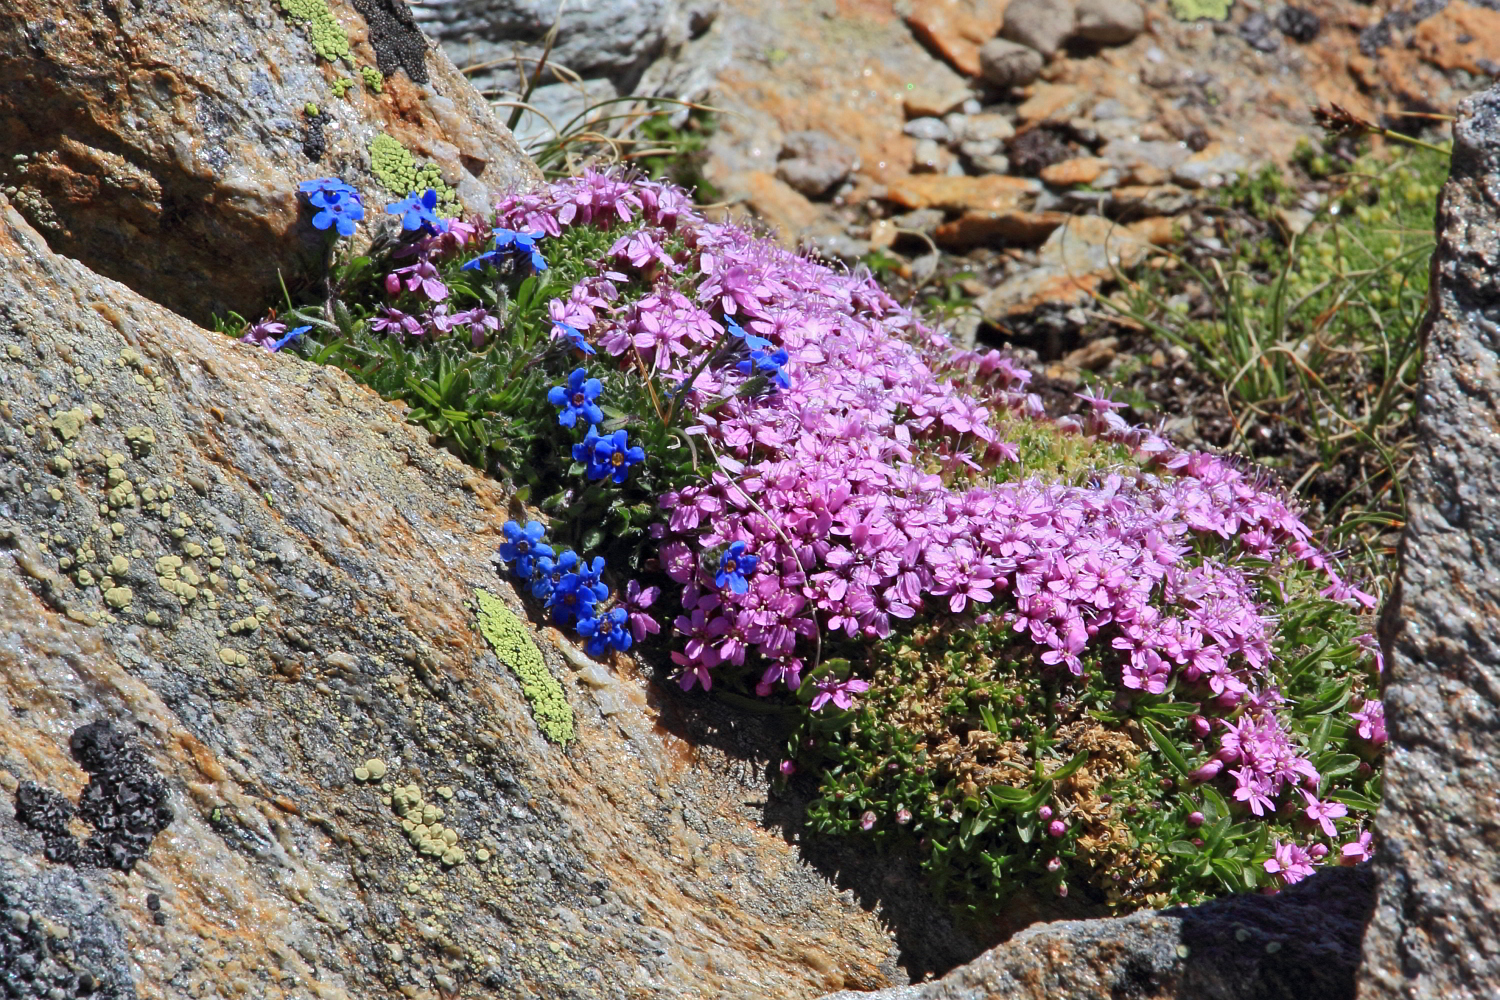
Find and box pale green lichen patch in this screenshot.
[1170,0,1233,19]
[278,0,351,62]
[330,77,355,99]
[475,588,574,745]
[368,134,459,215]
[359,65,384,93]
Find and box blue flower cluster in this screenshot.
[495,520,634,657]
[462,228,548,274]
[547,369,647,484]
[575,426,645,484]
[386,188,447,235]
[299,178,364,237]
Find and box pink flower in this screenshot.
[388,260,448,301]
[1263,839,1317,886]
[1300,790,1349,837]
[809,676,870,713]
[1350,699,1387,746]
[624,580,661,642]
[779,759,797,777]
[1341,830,1373,865]
[860,810,877,831]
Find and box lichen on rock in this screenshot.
[368,133,459,212]
[278,0,351,62]
[476,588,574,744]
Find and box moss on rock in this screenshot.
[476,588,574,745]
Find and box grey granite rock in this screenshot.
[413,0,679,96]
[999,0,1076,59]
[1073,0,1144,45]
[1359,81,1500,1000]
[776,131,858,199]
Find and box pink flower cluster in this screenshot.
[488,172,1384,871]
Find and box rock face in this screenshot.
[0,201,918,998]
[1359,82,1500,1000]
[0,0,539,326]
[821,866,1375,1000]
[410,0,696,95]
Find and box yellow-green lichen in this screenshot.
[476,588,573,744]
[304,102,320,118]
[330,77,355,99]
[359,65,385,93]
[1170,0,1233,19]
[278,0,351,62]
[368,133,460,215]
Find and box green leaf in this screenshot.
[1168,840,1199,856]
[1141,718,1193,778]
[1330,789,1382,812]
[1044,750,1089,784]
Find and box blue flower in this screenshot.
[461,228,549,274]
[589,428,646,484]
[572,425,603,469]
[299,177,358,202]
[299,178,364,237]
[725,316,773,352]
[531,548,578,601]
[736,347,791,389]
[270,325,312,352]
[546,570,603,627]
[716,541,758,594]
[576,555,606,593]
[577,606,632,658]
[554,322,596,355]
[386,188,446,234]
[498,520,554,578]
[547,369,604,428]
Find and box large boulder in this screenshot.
[0,199,912,998]
[410,0,713,97]
[1358,82,1500,1000]
[0,0,539,326]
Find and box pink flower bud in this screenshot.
[1190,759,1224,783]
[895,807,912,826]
[779,760,796,777]
[1189,715,1212,738]
[1186,811,1205,828]
[1046,856,1062,872]
[860,811,877,831]
[1038,805,1053,821]
[385,272,401,296]
[1057,882,1069,898]
[1309,843,1330,859]
[1047,820,1066,838]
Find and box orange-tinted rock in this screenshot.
[1126,215,1180,246]
[904,0,1011,77]
[935,209,1068,247]
[884,173,1040,212]
[1015,83,1086,124]
[1040,156,1111,186]
[1412,1,1500,76]
[0,0,538,326]
[0,199,909,1000]
[977,214,1153,317]
[744,170,824,243]
[904,78,977,118]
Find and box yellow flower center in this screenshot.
[611,451,625,466]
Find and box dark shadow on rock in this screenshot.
[1170,864,1376,1000]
